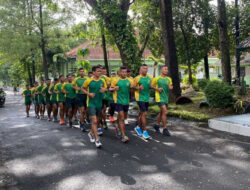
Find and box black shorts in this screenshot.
[116,104,129,113]
[65,98,76,109]
[137,101,149,112]
[76,94,87,108]
[157,102,168,108]
[102,99,109,108]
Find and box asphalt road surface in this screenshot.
[0,92,250,190]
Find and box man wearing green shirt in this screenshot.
[82,65,107,148]
[133,64,153,139]
[55,75,66,125]
[32,82,39,118]
[36,79,46,119]
[62,74,76,128]
[151,66,173,136]
[49,78,59,122]
[73,68,88,131]
[22,84,32,117]
[110,66,133,143]
[42,79,52,121]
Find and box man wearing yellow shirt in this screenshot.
[151,66,173,136]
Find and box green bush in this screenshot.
[198,79,209,90]
[204,80,235,108]
[183,75,197,85]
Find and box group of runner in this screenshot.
[22,64,173,148]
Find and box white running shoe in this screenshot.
[124,119,129,125]
[95,140,102,148]
[88,132,95,143]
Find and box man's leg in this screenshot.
[53,103,58,121]
[47,103,52,120]
[118,111,125,136]
[160,105,168,129]
[141,111,147,131]
[59,102,65,124]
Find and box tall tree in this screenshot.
[217,0,231,84]
[160,0,181,98]
[235,0,240,84]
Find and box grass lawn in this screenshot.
[143,91,236,122]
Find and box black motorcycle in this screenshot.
[0,93,5,107]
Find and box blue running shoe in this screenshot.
[98,128,103,136]
[134,126,143,136]
[154,125,160,132]
[80,123,86,132]
[163,128,171,136]
[121,136,129,143]
[142,131,151,139]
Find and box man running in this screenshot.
[22,84,32,117]
[100,67,111,131]
[134,64,153,139]
[108,72,117,122]
[49,78,59,122]
[62,74,76,128]
[73,68,88,131]
[55,75,66,125]
[125,69,134,125]
[82,65,107,148]
[32,82,39,118]
[110,66,133,143]
[152,66,173,136]
[36,79,46,119]
[42,79,52,121]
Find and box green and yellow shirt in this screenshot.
[72,76,88,94]
[42,85,51,102]
[134,75,153,102]
[22,89,32,102]
[83,78,107,108]
[54,83,65,102]
[111,77,133,105]
[101,75,111,100]
[152,76,172,104]
[49,85,57,102]
[36,85,45,102]
[62,82,76,99]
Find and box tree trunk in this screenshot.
[160,0,181,98]
[187,61,193,85]
[204,55,210,79]
[235,0,240,85]
[32,57,36,84]
[39,0,48,80]
[26,62,32,85]
[217,0,231,84]
[101,25,110,76]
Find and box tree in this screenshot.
[82,0,149,73]
[217,0,231,84]
[160,0,181,98]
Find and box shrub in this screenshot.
[204,80,235,108]
[183,75,197,85]
[198,79,209,90]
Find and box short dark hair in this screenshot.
[26,84,29,87]
[78,68,84,71]
[88,71,93,75]
[120,66,127,71]
[141,64,148,67]
[54,78,58,81]
[67,74,72,78]
[40,78,44,82]
[92,65,101,72]
[47,78,51,81]
[59,75,64,79]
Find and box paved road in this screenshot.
[0,92,250,190]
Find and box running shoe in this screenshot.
[47,117,51,122]
[97,128,103,136]
[95,140,102,148]
[103,123,108,130]
[80,122,86,132]
[154,125,160,132]
[124,119,129,125]
[163,128,171,136]
[115,127,121,138]
[59,119,65,125]
[121,136,129,143]
[134,126,143,136]
[88,132,95,143]
[69,121,73,128]
[109,116,115,122]
[142,130,151,139]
